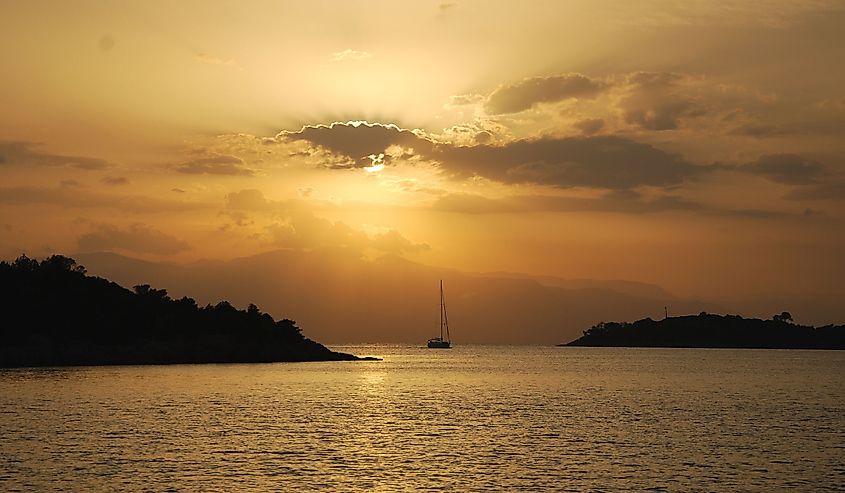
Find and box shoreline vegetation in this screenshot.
[0,255,376,368]
[563,312,845,349]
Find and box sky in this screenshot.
[2,0,845,327]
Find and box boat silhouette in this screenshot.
[427,280,452,349]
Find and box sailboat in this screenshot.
[427,280,452,349]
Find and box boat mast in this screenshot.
[441,280,450,342]
[439,280,443,340]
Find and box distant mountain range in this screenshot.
[479,271,677,300]
[72,249,720,344]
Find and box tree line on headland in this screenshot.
[564,312,845,349]
[0,255,365,367]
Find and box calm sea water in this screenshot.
[0,346,843,491]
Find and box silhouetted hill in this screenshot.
[563,313,845,349]
[0,255,367,367]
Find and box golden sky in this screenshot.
[2,0,845,323]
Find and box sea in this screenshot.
[0,346,843,492]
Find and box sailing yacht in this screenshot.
[427,280,452,348]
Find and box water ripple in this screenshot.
[0,346,843,491]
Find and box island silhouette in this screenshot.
[0,255,372,367]
[563,312,845,349]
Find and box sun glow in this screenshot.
[363,163,385,173]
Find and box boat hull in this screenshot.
[427,339,451,349]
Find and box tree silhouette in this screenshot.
[565,311,843,349]
[0,254,356,367]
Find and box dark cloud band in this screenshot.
[280,122,702,190]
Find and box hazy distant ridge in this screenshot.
[480,271,676,300]
[72,249,713,344]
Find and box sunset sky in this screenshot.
[2,1,845,322]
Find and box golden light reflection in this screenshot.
[357,369,387,395]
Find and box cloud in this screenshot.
[448,70,778,138]
[278,121,702,189]
[372,229,430,254]
[729,119,845,138]
[619,72,706,131]
[277,121,429,168]
[225,188,276,211]
[435,121,508,145]
[78,223,191,255]
[432,190,702,215]
[331,49,373,62]
[729,124,790,138]
[175,153,254,176]
[741,154,828,185]
[436,2,457,19]
[0,186,205,213]
[599,1,845,28]
[432,190,785,218]
[784,181,845,201]
[264,212,364,251]
[573,118,605,135]
[485,73,607,114]
[101,176,130,186]
[718,208,788,219]
[0,141,111,169]
[224,188,427,254]
[264,211,428,255]
[431,135,701,190]
[625,71,683,89]
[448,94,484,106]
[623,100,703,130]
